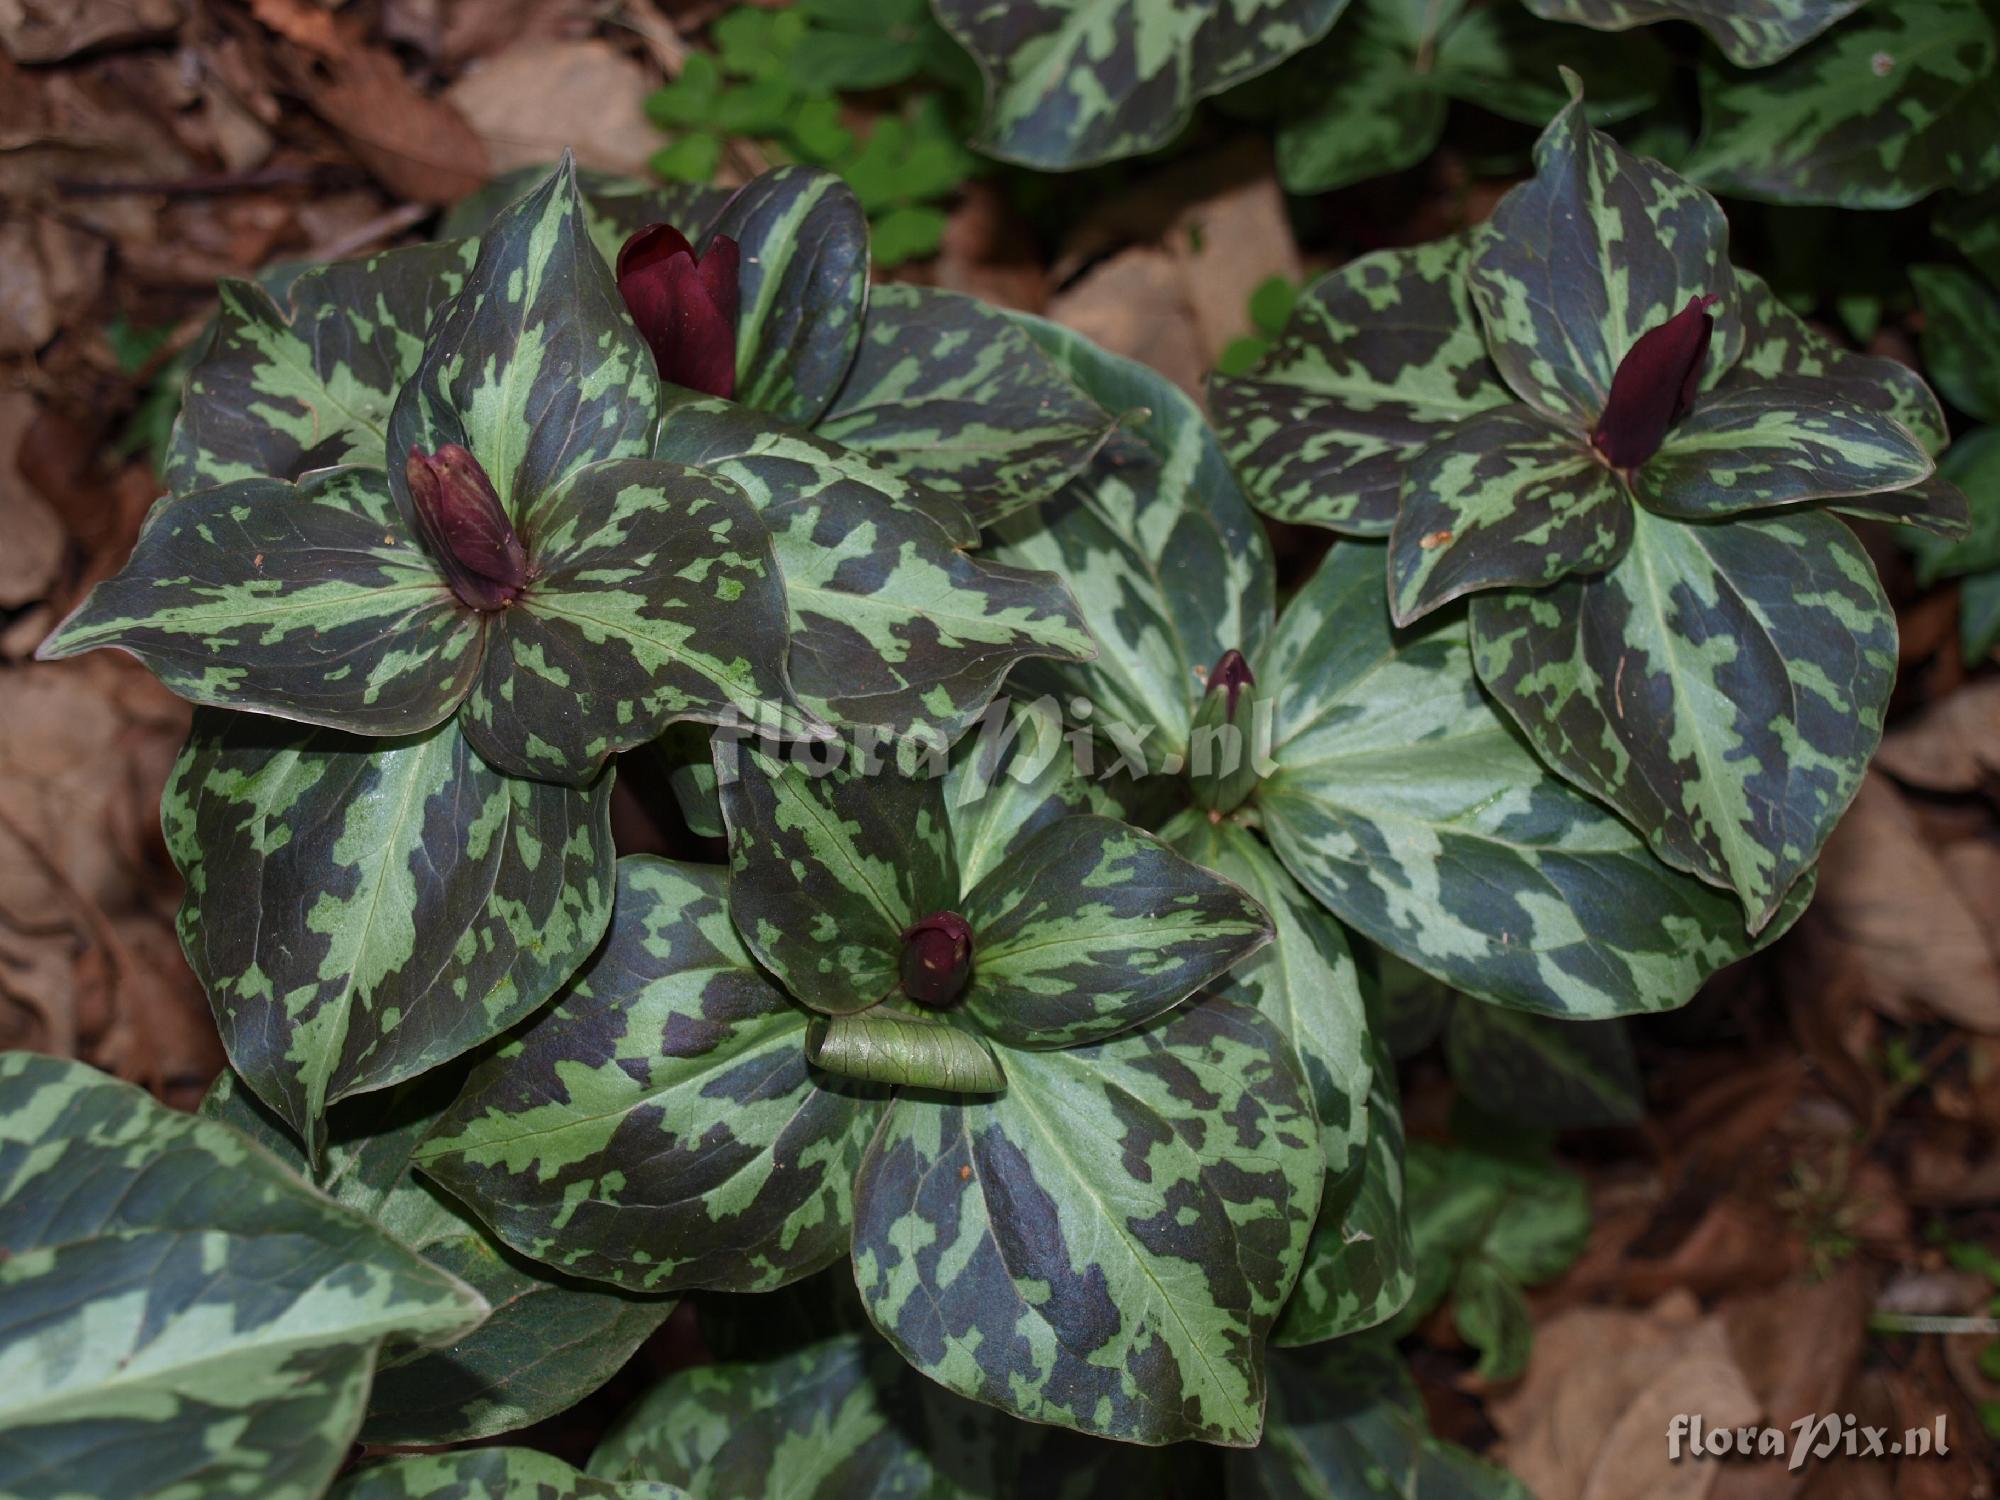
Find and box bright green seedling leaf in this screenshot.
[1255,542,1805,1017]
[590,1332,1175,1495]
[456,456,812,783]
[1470,507,1891,930]
[332,1448,683,1500]
[38,467,480,736]
[994,315,1274,758]
[1228,1343,1534,1499]
[390,156,659,531]
[1164,813,1369,1182]
[1912,263,2000,423]
[1685,0,2000,209]
[1445,1003,1642,1129]
[1395,1139,1590,1382]
[1468,78,1742,429]
[817,285,1117,524]
[717,744,958,1016]
[959,812,1272,1048]
[1522,0,1863,67]
[651,133,725,184]
[1273,1032,1416,1346]
[936,0,1346,169]
[166,238,477,496]
[655,398,1093,745]
[806,1009,1007,1091]
[164,708,612,1159]
[1387,404,1632,625]
[1212,234,1510,535]
[851,994,1323,1446]
[202,1069,674,1444]
[705,166,869,426]
[0,1053,487,1500]
[417,858,881,1294]
[1275,0,1668,194]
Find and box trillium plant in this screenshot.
[6,67,1965,1500]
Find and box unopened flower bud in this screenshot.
[900,911,973,1008]
[1592,293,1719,471]
[616,225,740,398]
[405,443,530,612]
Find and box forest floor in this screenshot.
[2,3,1996,1496]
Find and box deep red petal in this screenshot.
[656,254,736,398]
[1593,294,1719,470]
[616,223,695,282]
[698,234,741,329]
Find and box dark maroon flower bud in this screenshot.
[900,911,973,1008]
[616,224,740,399]
[1591,293,1720,471]
[405,443,530,613]
[1205,649,1256,722]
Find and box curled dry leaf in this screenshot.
[1804,773,2000,1033]
[1048,246,1206,401]
[0,0,184,63]
[447,39,659,177]
[1876,679,2000,793]
[1491,1290,1761,1500]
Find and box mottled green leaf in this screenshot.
[944,706,1134,892]
[39,468,478,735]
[1734,270,1948,451]
[657,399,1092,744]
[960,813,1272,1049]
[852,994,1322,1446]
[1275,0,1669,193]
[1273,5,1443,193]
[806,1009,1006,1092]
[442,166,731,269]
[333,1448,683,1500]
[937,0,1346,169]
[1685,0,2000,209]
[995,314,1274,757]
[0,1053,486,1500]
[1727,269,1967,536]
[1936,184,2000,286]
[1227,1344,1532,1500]
[1162,813,1368,1180]
[707,166,869,426]
[1446,1004,1641,1129]
[1469,79,1741,428]
[591,1333,1173,1496]
[1274,1031,1415,1347]
[1470,507,1891,927]
[817,284,1118,524]
[418,858,881,1293]
[1396,1139,1589,1369]
[458,457,813,783]
[1636,377,1934,518]
[1388,404,1631,625]
[165,708,612,1158]
[718,744,955,1015]
[1523,0,1861,67]
[389,157,658,531]
[167,239,477,496]
[1213,234,1509,535]
[1909,426,2000,586]
[201,1068,674,1445]
[1256,542,1800,1016]
[1912,263,2000,423]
